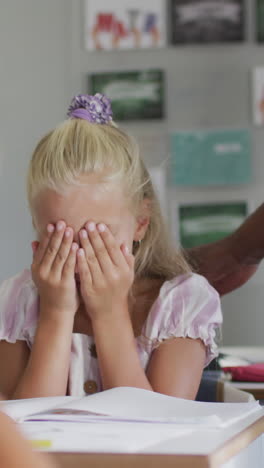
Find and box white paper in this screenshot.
[0,396,77,422]
[21,420,192,453]
[148,166,168,216]
[17,387,262,428]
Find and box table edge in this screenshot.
[209,414,264,467]
[51,415,264,468]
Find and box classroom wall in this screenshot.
[0,0,263,345]
[0,0,72,282]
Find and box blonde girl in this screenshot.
[0,94,222,399]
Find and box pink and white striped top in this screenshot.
[0,270,222,396]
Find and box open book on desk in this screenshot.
[2,387,262,429]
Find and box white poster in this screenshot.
[148,166,168,217]
[252,67,264,126]
[84,0,166,50]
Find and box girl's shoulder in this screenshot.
[160,271,220,303]
[141,273,222,365]
[142,272,222,338]
[0,269,38,344]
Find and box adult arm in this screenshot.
[185,203,264,295]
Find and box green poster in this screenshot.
[170,129,251,186]
[179,202,248,248]
[257,0,264,42]
[89,70,164,121]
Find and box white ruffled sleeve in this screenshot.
[0,270,38,345]
[142,273,222,367]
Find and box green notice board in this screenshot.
[179,202,248,248]
[257,0,264,42]
[89,70,164,121]
[170,129,251,186]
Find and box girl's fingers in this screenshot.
[39,221,66,273]
[31,241,40,254]
[51,227,74,278]
[121,244,134,269]
[77,248,92,284]
[88,222,126,268]
[83,223,114,275]
[62,242,79,279]
[79,227,103,285]
[32,225,55,265]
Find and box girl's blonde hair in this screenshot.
[27,118,191,280]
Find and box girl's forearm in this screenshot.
[0,412,56,468]
[92,308,152,391]
[12,311,74,399]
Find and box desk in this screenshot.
[227,382,264,400]
[219,347,264,363]
[51,411,264,468]
[219,346,264,400]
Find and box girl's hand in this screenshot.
[31,221,79,321]
[77,222,134,320]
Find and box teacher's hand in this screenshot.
[185,237,259,296]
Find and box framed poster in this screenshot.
[256,0,264,42]
[252,67,264,126]
[85,0,166,50]
[170,0,244,44]
[177,201,248,248]
[89,70,165,121]
[170,129,251,186]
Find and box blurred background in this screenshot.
[0,0,264,346]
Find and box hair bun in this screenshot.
[67,93,113,124]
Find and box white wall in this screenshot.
[0,0,263,345]
[0,0,72,280]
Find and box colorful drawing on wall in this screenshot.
[252,67,264,125]
[256,0,264,42]
[170,0,244,44]
[178,202,248,248]
[89,70,164,121]
[170,129,251,186]
[85,0,166,50]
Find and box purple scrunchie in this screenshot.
[67,93,113,124]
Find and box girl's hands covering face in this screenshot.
[31,221,79,320]
[77,222,134,320]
